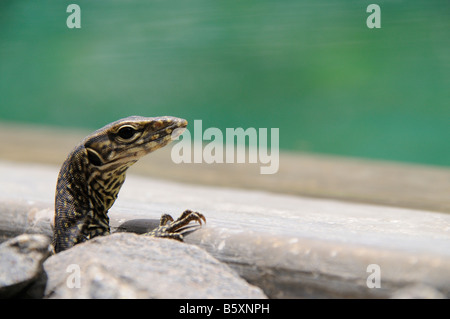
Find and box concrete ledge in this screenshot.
[0,161,449,298]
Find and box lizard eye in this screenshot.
[117,126,136,140]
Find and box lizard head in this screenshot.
[83,115,187,169]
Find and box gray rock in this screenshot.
[43,232,267,299]
[0,234,51,298]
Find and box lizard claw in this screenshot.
[177,209,206,225]
[144,210,206,241]
[159,214,174,226]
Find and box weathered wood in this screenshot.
[0,161,449,298]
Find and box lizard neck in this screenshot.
[87,164,128,214]
[54,145,133,251]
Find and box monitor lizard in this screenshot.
[52,115,205,253]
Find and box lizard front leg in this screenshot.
[144,210,206,241]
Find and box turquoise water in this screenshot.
[0,0,449,166]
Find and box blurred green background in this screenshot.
[0,0,449,166]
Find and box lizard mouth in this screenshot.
[138,117,188,156]
[151,118,187,143]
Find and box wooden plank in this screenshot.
[0,161,449,298]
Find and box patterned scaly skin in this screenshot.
[52,115,205,253]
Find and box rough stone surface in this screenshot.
[43,232,266,299]
[0,234,51,298]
